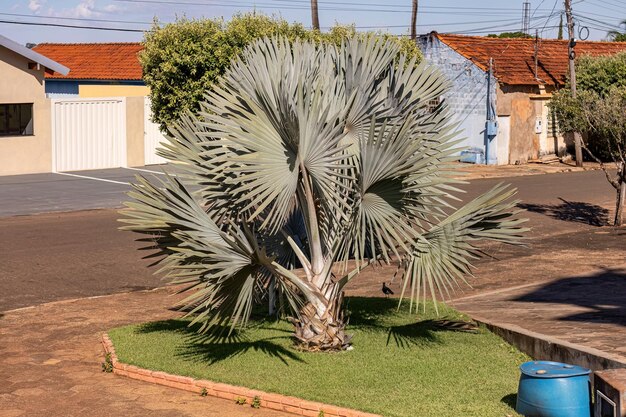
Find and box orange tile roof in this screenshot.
[32,43,143,80]
[433,33,626,86]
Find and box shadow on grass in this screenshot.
[518,198,609,226]
[137,319,303,365]
[137,297,475,362]
[345,296,401,327]
[501,393,517,409]
[386,321,440,348]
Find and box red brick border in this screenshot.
[101,333,381,417]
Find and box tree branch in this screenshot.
[581,143,620,189]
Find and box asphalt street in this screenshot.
[0,168,621,311]
[0,165,168,217]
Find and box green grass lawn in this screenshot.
[108,297,527,417]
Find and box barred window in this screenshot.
[547,110,560,136]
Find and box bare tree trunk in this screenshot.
[574,132,584,167]
[311,0,320,30]
[615,164,626,226]
[410,0,418,40]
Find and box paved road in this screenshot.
[0,169,620,311]
[0,166,167,217]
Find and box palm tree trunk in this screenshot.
[311,0,320,30]
[291,290,351,351]
[410,0,418,40]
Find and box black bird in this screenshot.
[382,282,394,297]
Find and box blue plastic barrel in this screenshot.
[516,361,591,417]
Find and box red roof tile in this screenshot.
[433,33,626,86]
[32,43,143,80]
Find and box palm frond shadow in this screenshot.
[385,319,479,348]
[178,337,304,366]
[137,319,304,365]
[344,296,403,327]
[386,321,442,348]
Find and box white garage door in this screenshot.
[144,97,168,165]
[52,98,127,172]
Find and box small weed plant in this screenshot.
[101,353,113,373]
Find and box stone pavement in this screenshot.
[450,263,626,363]
[0,287,289,417]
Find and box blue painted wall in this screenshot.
[418,35,498,164]
[45,79,145,98]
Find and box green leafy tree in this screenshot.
[487,32,532,39]
[122,37,526,351]
[140,14,421,130]
[608,20,626,42]
[550,52,626,225]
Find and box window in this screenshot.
[0,104,34,136]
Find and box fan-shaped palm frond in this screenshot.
[122,36,527,350]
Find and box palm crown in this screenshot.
[121,36,527,351]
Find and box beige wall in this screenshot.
[0,46,52,175]
[79,85,149,98]
[496,85,537,164]
[496,84,567,164]
[126,96,145,167]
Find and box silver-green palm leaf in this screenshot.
[121,36,527,350]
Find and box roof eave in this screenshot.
[0,35,70,76]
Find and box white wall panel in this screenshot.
[52,98,126,172]
[143,97,168,166]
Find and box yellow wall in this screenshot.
[0,46,52,176]
[79,84,149,98]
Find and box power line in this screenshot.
[111,0,551,15]
[574,13,624,30]
[0,12,155,26]
[0,19,144,32]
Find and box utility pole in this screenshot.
[410,0,418,40]
[565,0,583,166]
[311,0,320,30]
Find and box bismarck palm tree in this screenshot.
[121,37,527,352]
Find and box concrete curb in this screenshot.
[101,333,381,417]
[471,315,626,372]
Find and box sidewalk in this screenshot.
[450,263,626,364]
[453,160,602,180]
[0,287,289,417]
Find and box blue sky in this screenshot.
[1,0,624,44]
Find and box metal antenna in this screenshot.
[522,1,531,35]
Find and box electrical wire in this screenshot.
[0,19,144,32]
